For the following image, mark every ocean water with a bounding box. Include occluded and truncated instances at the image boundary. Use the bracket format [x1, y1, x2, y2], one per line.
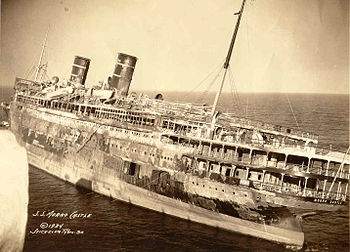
[0, 87, 348, 251]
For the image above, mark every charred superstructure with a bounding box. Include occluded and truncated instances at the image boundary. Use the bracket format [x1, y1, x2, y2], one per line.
[10, 66, 350, 248]
[8, 0, 349, 249]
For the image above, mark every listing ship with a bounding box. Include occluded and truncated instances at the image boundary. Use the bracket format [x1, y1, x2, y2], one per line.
[7, 0, 349, 249]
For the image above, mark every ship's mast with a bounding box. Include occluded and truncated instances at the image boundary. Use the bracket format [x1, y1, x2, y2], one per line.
[34, 27, 49, 82]
[210, 0, 246, 118]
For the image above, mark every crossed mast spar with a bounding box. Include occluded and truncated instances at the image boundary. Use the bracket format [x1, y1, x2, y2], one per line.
[34, 26, 49, 82]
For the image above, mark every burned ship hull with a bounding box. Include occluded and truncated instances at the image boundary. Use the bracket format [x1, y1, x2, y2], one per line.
[10, 100, 305, 248]
[9, 49, 349, 248]
[8, 1, 349, 247]
[9, 50, 349, 248]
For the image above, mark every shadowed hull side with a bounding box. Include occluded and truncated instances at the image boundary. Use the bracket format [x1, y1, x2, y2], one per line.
[25, 151, 304, 248]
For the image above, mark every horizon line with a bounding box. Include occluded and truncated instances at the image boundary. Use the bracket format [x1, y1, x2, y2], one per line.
[133, 89, 349, 95]
[0, 85, 348, 96]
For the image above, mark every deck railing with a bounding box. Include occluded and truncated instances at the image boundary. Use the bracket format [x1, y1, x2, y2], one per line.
[190, 146, 350, 179]
[257, 182, 347, 202]
[15, 93, 349, 162]
[285, 163, 350, 179]
[219, 113, 319, 142]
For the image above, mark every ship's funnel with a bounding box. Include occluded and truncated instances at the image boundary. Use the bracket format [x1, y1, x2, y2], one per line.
[70, 56, 90, 85]
[110, 53, 137, 96]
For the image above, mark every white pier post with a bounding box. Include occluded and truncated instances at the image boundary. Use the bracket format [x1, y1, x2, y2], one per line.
[336, 181, 341, 200]
[303, 177, 308, 196]
[266, 152, 270, 167]
[260, 170, 266, 190]
[322, 179, 327, 199]
[234, 147, 238, 161]
[249, 149, 253, 164]
[306, 158, 310, 173]
[344, 183, 348, 201]
[280, 173, 285, 192]
[283, 154, 288, 169]
[245, 167, 250, 180]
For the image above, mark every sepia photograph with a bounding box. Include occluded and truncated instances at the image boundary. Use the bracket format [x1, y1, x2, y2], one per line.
[1, 0, 349, 251]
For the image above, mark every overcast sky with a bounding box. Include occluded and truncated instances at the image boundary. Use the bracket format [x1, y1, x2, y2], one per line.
[1, 0, 349, 94]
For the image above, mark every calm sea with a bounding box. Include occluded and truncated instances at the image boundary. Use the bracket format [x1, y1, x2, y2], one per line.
[0, 87, 348, 251]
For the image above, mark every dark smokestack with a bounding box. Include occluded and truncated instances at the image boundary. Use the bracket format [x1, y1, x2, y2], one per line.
[110, 53, 137, 96]
[70, 56, 90, 85]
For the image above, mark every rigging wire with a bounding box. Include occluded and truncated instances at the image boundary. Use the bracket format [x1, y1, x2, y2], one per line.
[285, 94, 301, 131]
[43, 69, 51, 81]
[25, 66, 36, 80]
[195, 67, 224, 105]
[229, 80, 241, 116]
[182, 59, 225, 101]
[24, 54, 39, 79]
[43, 44, 51, 80]
[227, 67, 238, 106]
[191, 60, 225, 93]
[227, 66, 244, 115]
[40, 63, 50, 81]
[227, 66, 243, 116]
